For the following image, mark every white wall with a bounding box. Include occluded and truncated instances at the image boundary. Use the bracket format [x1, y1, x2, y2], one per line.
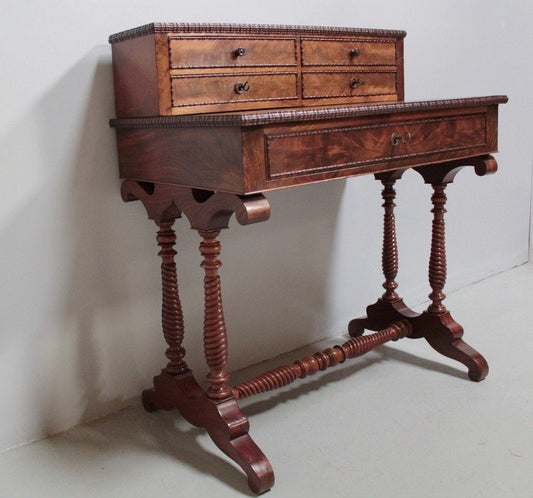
[1, 0, 531, 453]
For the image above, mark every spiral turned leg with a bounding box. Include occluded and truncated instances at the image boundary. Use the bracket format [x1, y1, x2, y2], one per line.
[417, 182, 488, 381]
[381, 179, 400, 303]
[349, 175, 416, 337]
[427, 184, 448, 314]
[142, 219, 189, 413]
[199, 230, 232, 401]
[157, 220, 188, 375]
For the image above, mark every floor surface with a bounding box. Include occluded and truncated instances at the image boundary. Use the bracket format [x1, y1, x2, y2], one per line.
[1, 263, 532, 497]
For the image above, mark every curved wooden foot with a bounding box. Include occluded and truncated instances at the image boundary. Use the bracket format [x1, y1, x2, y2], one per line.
[419, 311, 489, 381]
[143, 371, 274, 494]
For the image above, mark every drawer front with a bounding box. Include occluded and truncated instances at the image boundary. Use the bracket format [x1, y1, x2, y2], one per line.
[302, 38, 397, 66]
[171, 72, 298, 108]
[169, 37, 297, 69]
[266, 114, 487, 180]
[302, 71, 396, 99]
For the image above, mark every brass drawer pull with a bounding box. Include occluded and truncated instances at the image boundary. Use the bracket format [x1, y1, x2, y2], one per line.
[350, 48, 361, 58]
[350, 78, 365, 89]
[234, 81, 251, 94]
[234, 47, 246, 57]
[391, 131, 412, 146]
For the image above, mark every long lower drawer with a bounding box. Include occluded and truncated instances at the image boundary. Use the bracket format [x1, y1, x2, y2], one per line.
[265, 113, 488, 181]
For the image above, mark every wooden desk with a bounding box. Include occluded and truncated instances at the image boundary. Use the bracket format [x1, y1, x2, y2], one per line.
[109, 23, 507, 494]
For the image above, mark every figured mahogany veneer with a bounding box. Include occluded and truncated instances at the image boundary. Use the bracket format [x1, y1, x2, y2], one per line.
[110, 23, 405, 116]
[109, 22, 507, 495]
[111, 96, 505, 194]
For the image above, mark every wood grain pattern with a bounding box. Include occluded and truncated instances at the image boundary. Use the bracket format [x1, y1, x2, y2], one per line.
[302, 70, 396, 99]
[111, 35, 160, 117]
[265, 113, 487, 181]
[171, 72, 298, 108]
[169, 36, 297, 68]
[110, 24, 405, 116]
[301, 37, 397, 66]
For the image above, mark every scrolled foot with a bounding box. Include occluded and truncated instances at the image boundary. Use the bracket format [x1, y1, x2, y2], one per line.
[421, 312, 489, 381]
[207, 401, 275, 494]
[145, 371, 274, 494]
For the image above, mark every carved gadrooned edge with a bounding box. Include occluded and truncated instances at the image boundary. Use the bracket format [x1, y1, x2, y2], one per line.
[120, 181, 270, 231]
[109, 22, 407, 44]
[109, 96, 508, 128]
[414, 154, 498, 184]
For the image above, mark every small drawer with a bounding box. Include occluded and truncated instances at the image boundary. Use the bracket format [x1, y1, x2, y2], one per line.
[169, 37, 297, 69]
[171, 72, 298, 108]
[302, 71, 396, 99]
[266, 114, 487, 180]
[302, 38, 397, 66]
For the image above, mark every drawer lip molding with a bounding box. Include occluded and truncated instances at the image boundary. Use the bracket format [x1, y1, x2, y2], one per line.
[109, 22, 407, 44]
[110, 96, 508, 128]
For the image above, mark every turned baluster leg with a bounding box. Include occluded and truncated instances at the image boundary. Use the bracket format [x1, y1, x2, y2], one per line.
[349, 172, 415, 336]
[156, 220, 188, 375]
[198, 229, 232, 401]
[427, 184, 448, 314]
[419, 179, 488, 381]
[381, 179, 400, 303]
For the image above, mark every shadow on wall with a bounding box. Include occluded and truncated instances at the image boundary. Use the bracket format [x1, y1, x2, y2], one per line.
[0, 44, 348, 446]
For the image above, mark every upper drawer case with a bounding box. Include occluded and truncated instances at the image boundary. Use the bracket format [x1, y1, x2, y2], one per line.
[109, 23, 406, 117]
[169, 36, 298, 68]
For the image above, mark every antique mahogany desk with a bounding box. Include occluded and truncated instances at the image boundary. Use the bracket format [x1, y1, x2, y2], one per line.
[109, 23, 507, 494]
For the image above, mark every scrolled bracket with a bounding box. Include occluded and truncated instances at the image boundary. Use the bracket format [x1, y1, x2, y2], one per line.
[414, 154, 498, 184]
[121, 181, 270, 231]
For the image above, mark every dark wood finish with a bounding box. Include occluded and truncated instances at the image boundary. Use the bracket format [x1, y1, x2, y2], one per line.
[199, 229, 232, 400]
[156, 220, 188, 375]
[110, 24, 405, 116]
[233, 320, 412, 399]
[349, 156, 496, 381]
[110, 23, 507, 494]
[142, 371, 274, 494]
[426, 183, 448, 314]
[111, 97, 505, 194]
[379, 177, 400, 302]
